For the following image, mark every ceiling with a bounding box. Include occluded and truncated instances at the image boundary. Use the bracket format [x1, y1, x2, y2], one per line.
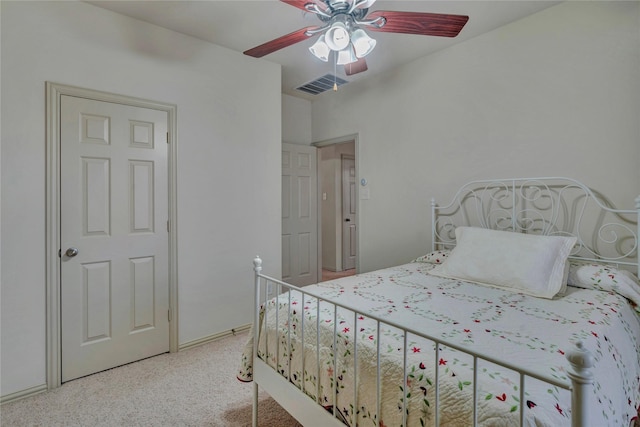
[87, 0, 559, 100]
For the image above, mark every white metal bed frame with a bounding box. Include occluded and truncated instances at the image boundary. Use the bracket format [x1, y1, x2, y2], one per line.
[251, 177, 640, 427]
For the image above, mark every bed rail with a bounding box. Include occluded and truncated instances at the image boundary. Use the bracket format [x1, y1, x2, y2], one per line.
[251, 256, 595, 427]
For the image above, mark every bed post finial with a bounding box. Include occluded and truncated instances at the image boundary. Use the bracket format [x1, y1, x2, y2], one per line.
[253, 256, 262, 273]
[566, 341, 594, 427]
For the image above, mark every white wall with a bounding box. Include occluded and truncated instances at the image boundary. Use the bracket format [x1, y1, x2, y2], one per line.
[0, 1, 281, 397]
[282, 94, 312, 144]
[311, 1, 640, 273]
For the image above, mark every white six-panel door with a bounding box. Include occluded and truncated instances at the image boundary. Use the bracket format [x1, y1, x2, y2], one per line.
[60, 95, 170, 381]
[282, 143, 318, 286]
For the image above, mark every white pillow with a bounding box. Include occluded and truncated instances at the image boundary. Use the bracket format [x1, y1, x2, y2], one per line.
[430, 227, 576, 299]
[568, 260, 640, 312]
[413, 249, 451, 264]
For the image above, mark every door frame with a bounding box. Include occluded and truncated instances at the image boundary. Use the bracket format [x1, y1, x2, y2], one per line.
[313, 133, 360, 276]
[340, 154, 356, 270]
[45, 82, 179, 389]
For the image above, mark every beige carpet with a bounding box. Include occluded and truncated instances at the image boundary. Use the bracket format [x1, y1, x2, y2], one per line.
[321, 268, 355, 282]
[0, 331, 302, 427]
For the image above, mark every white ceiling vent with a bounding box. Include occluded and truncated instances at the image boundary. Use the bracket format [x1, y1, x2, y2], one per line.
[296, 74, 348, 95]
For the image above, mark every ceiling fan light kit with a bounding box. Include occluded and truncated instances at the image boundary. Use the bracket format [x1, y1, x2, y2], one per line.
[313, 10, 376, 65]
[308, 15, 377, 65]
[244, 0, 469, 79]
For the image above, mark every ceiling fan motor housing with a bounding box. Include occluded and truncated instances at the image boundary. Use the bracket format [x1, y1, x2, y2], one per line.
[313, 0, 369, 21]
[326, 1, 350, 12]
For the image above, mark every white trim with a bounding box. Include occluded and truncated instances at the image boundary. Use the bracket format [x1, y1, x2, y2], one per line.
[312, 133, 359, 149]
[45, 82, 179, 389]
[178, 324, 251, 352]
[340, 154, 356, 271]
[0, 384, 47, 405]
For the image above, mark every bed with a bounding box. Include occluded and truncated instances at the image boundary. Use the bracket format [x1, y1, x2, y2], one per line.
[238, 177, 640, 427]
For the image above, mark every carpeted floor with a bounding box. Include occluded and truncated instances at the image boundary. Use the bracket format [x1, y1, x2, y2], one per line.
[321, 268, 355, 281]
[0, 331, 302, 427]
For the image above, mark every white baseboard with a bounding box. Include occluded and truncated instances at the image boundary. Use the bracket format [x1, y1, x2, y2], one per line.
[178, 323, 251, 352]
[1, 383, 48, 405]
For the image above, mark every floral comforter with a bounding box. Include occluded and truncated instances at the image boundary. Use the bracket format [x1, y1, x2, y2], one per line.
[238, 262, 640, 427]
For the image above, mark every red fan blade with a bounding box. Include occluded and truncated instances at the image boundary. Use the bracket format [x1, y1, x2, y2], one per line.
[244, 27, 316, 58]
[345, 58, 368, 76]
[366, 11, 469, 37]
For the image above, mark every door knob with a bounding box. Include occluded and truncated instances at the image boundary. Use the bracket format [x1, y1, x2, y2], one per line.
[65, 247, 79, 258]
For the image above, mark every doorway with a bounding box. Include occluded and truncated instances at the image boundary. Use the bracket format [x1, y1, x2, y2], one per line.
[46, 83, 178, 389]
[317, 139, 357, 281]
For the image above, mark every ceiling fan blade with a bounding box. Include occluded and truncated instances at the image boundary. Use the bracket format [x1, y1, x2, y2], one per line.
[366, 11, 469, 37]
[345, 58, 368, 76]
[244, 27, 316, 58]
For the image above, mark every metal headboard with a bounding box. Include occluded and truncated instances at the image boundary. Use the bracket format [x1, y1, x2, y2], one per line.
[431, 177, 640, 273]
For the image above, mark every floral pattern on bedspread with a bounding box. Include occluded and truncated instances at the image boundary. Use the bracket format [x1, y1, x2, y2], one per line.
[238, 262, 640, 427]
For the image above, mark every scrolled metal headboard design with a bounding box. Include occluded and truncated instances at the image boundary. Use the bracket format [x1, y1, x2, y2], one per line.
[431, 177, 640, 273]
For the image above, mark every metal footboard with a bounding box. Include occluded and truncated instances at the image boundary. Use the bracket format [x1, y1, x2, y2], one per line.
[251, 257, 594, 427]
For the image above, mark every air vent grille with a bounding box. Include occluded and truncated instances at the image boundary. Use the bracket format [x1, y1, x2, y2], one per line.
[296, 74, 348, 95]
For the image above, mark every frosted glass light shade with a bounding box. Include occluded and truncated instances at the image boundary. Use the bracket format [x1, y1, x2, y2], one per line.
[337, 45, 357, 65]
[325, 22, 350, 51]
[351, 29, 376, 58]
[309, 35, 330, 62]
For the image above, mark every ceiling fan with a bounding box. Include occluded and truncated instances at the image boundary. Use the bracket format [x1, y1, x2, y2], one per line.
[243, 0, 469, 76]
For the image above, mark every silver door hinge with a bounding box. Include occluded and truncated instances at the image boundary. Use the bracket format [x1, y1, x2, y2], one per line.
[166, 132, 169, 144]
[168, 309, 171, 322]
[167, 220, 169, 232]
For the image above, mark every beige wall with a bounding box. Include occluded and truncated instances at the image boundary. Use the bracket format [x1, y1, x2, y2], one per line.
[282, 94, 312, 144]
[1, 1, 281, 397]
[311, 1, 640, 273]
